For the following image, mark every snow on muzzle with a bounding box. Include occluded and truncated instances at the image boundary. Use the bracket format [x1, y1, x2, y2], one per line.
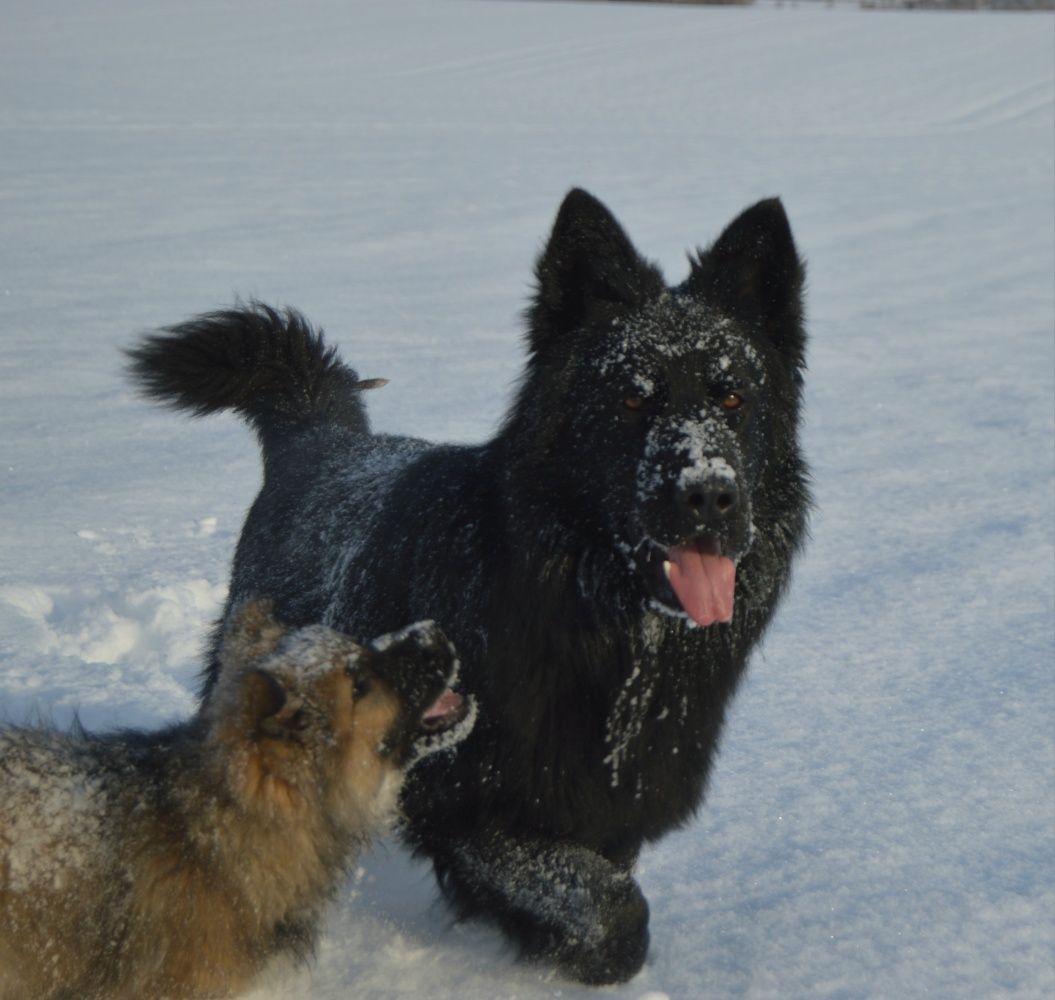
[367, 620, 476, 762]
[638, 416, 746, 627]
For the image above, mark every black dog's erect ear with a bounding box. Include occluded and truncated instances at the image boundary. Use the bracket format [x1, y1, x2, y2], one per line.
[685, 198, 806, 367]
[528, 189, 664, 355]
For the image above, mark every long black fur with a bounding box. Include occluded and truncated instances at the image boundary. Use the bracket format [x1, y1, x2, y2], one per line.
[127, 189, 810, 984]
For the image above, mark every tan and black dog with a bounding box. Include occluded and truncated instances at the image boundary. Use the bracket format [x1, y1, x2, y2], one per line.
[0, 599, 473, 1000]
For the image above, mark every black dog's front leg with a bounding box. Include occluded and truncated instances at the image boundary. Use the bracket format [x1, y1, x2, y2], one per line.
[431, 829, 650, 985]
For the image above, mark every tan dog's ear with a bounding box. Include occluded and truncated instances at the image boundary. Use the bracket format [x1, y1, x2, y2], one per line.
[220, 598, 285, 671]
[239, 668, 311, 743]
[240, 669, 287, 724]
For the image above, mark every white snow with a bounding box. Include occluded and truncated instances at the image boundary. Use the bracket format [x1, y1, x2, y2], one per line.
[1, 2, 1052, 998]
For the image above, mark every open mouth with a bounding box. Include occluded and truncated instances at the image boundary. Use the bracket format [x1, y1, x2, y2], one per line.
[409, 688, 477, 763]
[642, 535, 737, 627]
[419, 689, 469, 733]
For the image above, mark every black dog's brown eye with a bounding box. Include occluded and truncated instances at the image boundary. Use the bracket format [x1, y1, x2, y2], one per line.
[721, 392, 744, 411]
[623, 396, 645, 411]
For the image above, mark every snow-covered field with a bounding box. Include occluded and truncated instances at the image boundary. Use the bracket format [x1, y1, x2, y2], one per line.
[2, 2, 1053, 997]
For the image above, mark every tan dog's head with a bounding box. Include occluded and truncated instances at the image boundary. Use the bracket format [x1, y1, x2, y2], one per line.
[208, 599, 474, 830]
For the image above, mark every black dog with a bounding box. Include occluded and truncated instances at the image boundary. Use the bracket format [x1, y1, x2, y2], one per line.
[128, 189, 810, 984]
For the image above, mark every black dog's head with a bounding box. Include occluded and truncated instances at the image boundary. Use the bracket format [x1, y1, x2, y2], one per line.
[504, 189, 807, 627]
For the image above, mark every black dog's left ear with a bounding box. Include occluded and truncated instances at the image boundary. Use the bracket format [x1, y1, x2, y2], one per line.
[685, 198, 806, 366]
[528, 189, 664, 356]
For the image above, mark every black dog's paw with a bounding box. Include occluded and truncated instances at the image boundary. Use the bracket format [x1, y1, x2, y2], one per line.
[544, 874, 650, 985]
[431, 831, 651, 985]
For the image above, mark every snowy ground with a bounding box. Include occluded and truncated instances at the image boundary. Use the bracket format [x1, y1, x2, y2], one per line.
[2, 1, 1053, 997]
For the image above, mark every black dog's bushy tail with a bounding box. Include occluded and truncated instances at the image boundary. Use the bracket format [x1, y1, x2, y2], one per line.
[126, 302, 382, 451]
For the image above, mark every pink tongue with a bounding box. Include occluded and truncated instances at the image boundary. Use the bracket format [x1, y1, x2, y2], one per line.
[422, 689, 463, 722]
[666, 544, 736, 626]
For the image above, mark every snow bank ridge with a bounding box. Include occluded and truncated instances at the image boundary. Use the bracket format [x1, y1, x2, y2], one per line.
[0, 578, 226, 669]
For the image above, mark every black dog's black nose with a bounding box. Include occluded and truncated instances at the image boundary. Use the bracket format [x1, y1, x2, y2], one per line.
[680, 480, 738, 523]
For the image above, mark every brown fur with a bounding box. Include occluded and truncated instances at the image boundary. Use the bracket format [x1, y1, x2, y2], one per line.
[0, 600, 425, 1000]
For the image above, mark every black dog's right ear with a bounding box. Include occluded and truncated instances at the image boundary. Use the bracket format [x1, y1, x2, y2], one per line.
[528, 189, 664, 356]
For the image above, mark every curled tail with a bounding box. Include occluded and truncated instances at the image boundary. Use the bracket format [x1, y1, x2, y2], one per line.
[126, 302, 384, 449]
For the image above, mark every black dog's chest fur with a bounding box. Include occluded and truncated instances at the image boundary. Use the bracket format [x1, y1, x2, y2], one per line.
[230, 424, 788, 860]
